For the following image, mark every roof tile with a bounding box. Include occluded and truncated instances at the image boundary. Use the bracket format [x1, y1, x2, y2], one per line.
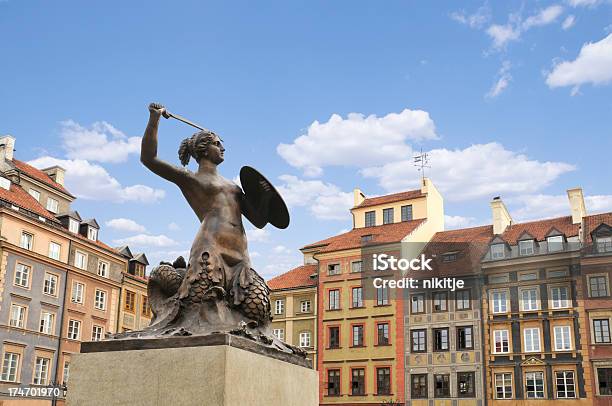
[268, 264, 317, 290]
[14, 159, 73, 197]
[500, 216, 579, 245]
[355, 189, 424, 209]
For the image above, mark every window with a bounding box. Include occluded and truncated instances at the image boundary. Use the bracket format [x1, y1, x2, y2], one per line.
[556, 371, 575, 398]
[433, 328, 449, 351]
[46, 197, 59, 213]
[412, 329, 426, 352]
[434, 374, 450, 397]
[92, 325, 104, 341]
[94, 289, 107, 310]
[135, 263, 146, 277]
[300, 300, 311, 313]
[519, 271, 538, 281]
[329, 289, 340, 310]
[597, 236, 612, 253]
[97, 260, 109, 278]
[524, 328, 541, 352]
[39, 311, 54, 334]
[493, 330, 509, 353]
[328, 263, 340, 276]
[376, 367, 391, 395]
[456, 290, 470, 310]
[1, 352, 20, 382]
[411, 294, 424, 314]
[352, 325, 364, 347]
[376, 286, 389, 305]
[9, 304, 26, 328]
[33, 357, 50, 385]
[273, 329, 284, 341]
[554, 326, 572, 351]
[68, 319, 81, 340]
[68, 218, 79, 234]
[14, 263, 31, 288]
[328, 326, 340, 348]
[521, 288, 539, 311]
[442, 252, 457, 262]
[594, 319, 611, 343]
[327, 370, 340, 396]
[71, 281, 84, 304]
[142, 296, 151, 317]
[433, 292, 447, 312]
[411, 374, 427, 398]
[48, 242, 61, 260]
[401, 205, 413, 221]
[495, 373, 513, 399]
[491, 290, 508, 313]
[547, 235, 563, 252]
[589, 276, 609, 298]
[125, 290, 136, 312]
[352, 287, 363, 308]
[377, 323, 389, 345]
[457, 326, 473, 350]
[365, 211, 375, 227]
[490, 273, 510, 284]
[491, 243, 505, 259]
[62, 361, 70, 384]
[299, 331, 311, 348]
[525, 371, 545, 398]
[87, 227, 98, 241]
[351, 261, 362, 273]
[383, 208, 394, 224]
[20, 231, 33, 250]
[74, 251, 87, 270]
[43, 273, 58, 296]
[519, 239, 535, 255]
[598, 368, 612, 395]
[457, 372, 475, 398]
[274, 299, 284, 315]
[361, 234, 373, 243]
[548, 269, 569, 278]
[28, 188, 41, 201]
[551, 286, 570, 308]
[351, 368, 365, 395]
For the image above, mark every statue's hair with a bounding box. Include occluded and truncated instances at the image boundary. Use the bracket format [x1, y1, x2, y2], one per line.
[178, 130, 217, 166]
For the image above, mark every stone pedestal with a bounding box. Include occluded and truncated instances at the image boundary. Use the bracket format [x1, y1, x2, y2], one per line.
[66, 334, 318, 406]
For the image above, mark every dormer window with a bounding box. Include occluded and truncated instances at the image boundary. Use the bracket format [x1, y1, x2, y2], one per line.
[598, 236, 612, 253]
[547, 235, 564, 252]
[68, 219, 79, 234]
[442, 252, 458, 262]
[28, 188, 40, 201]
[490, 243, 505, 259]
[87, 227, 98, 241]
[46, 197, 59, 213]
[519, 240, 535, 256]
[361, 234, 373, 243]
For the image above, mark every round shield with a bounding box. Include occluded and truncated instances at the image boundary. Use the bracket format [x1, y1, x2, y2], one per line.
[240, 166, 290, 229]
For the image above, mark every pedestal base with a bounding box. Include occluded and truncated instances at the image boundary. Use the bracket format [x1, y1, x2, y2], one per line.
[67, 335, 318, 406]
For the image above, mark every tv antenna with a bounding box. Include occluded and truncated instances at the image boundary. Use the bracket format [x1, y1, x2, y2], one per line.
[413, 148, 430, 181]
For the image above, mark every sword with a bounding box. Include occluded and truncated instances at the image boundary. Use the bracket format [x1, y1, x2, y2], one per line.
[162, 110, 208, 132]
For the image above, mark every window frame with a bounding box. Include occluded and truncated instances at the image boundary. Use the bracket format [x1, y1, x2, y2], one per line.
[433, 328, 449, 352]
[434, 374, 450, 398]
[365, 211, 376, 227]
[493, 329, 510, 354]
[382, 208, 394, 225]
[9, 303, 27, 328]
[74, 250, 88, 270]
[411, 373, 428, 399]
[48, 241, 61, 261]
[457, 326, 474, 350]
[376, 366, 391, 396]
[401, 205, 413, 222]
[71, 281, 85, 304]
[350, 367, 365, 396]
[94, 288, 107, 311]
[20, 231, 34, 250]
[43, 272, 59, 297]
[39, 311, 55, 335]
[14, 263, 31, 288]
[495, 372, 513, 399]
[525, 371, 545, 399]
[456, 289, 471, 310]
[457, 371, 476, 398]
[553, 325, 572, 351]
[328, 289, 340, 310]
[411, 329, 427, 353]
[523, 327, 542, 352]
[594, 318, 611, 343]
[274, 299, 284, 315]
[519, 239, 535, 256]
[555, 370, 576, 399]
[351, 324, 365, 347]
[67, 319, 82, 340]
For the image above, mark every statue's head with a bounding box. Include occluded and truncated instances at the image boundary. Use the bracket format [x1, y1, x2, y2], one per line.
[178, 130, 224, 166]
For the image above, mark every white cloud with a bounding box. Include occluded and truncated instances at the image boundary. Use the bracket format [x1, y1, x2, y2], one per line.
[510, 193, 612, 221]
[277, 109, 437, 177]
[486, 24, 521, 49]
[60, 120, 141, 163]
[168, 222, 181, 231]
[567, 0, 600, 7]
[450, 5, 491, 29]
[486, 61, 512, 98]
[246, 227, 270, 242]
[273, 245, 291, 254]
[546, 34, 612, 90]
[277, 175, 353, 220]
[562, 15, 576, 30]
[28, 157, 165, 203]
[522, 5, 564, 30]
[113, 234, 179, 248]
[445, 215, 478, 229]
[361, 143, 575, 201]
[105, 218, 146, 233]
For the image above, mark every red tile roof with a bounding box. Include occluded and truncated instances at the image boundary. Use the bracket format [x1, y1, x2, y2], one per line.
[429, 224, 494, 244]
[302, 219, 426, 253]
[500, 216, 579, 245]
[355, 189, 424, 209]
[268, 264, 317, 290]
[584, 212, 612, 243]
[0, 183, 58, 221]
[13, 159, 74, 197]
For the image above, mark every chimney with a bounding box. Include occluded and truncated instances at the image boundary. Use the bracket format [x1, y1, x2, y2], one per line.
[567, 187, 586, 224]
[353, 188, 366, 207]
[0, 135, 16, 162]
[43, 166, 66, 186]
[491, 196, 512, 235]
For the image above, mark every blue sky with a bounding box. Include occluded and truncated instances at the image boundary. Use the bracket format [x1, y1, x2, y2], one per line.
[1, 0, 611, 279]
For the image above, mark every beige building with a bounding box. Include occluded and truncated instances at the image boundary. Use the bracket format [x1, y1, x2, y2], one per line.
[116, 246, 151, 332]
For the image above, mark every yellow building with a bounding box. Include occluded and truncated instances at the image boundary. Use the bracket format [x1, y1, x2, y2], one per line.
[268, 264, 318, 364]
[116, 246, 151, 332]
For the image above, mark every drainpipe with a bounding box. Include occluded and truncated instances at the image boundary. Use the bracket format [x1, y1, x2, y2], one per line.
[52, 240, 71, 406]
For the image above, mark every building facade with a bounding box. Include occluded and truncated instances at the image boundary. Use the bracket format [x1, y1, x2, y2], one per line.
[116, 247, 151, 333]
